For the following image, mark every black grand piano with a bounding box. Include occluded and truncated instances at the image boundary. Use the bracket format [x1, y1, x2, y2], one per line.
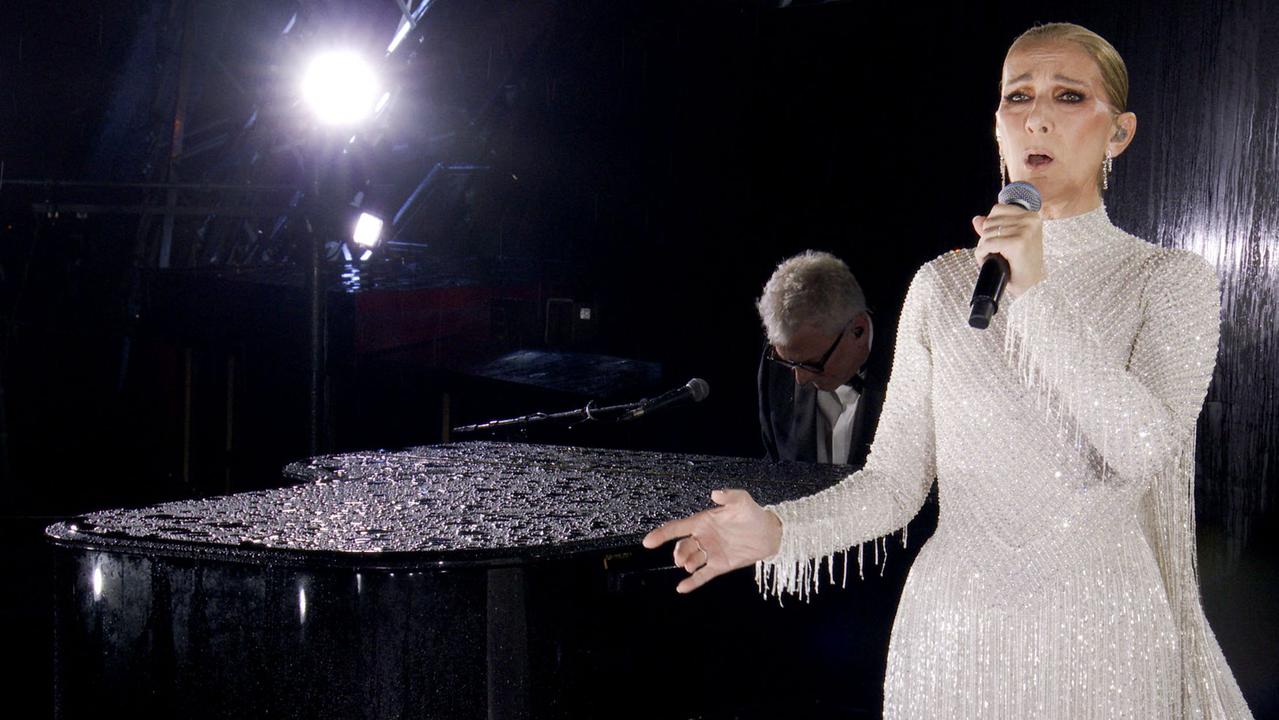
[47, 441, 914, 719]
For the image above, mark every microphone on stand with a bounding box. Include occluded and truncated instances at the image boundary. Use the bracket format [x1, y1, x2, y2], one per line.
[452, 378, 711, 433]
[968, 181, 1042, 329]
[623, 378, 710, 420]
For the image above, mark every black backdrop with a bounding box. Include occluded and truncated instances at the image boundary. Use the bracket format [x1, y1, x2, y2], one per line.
[1, 0, 1276, 716]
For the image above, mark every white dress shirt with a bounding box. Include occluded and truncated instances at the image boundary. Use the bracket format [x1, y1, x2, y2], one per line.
[815, 383, 861, 464]
[814, 320, 873, 464]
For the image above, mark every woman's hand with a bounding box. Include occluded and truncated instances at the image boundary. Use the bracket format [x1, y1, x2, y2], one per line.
[972, 204, 1045, 298]
[641, 489, 783, 594]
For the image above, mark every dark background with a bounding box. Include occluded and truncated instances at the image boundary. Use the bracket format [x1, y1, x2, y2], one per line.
[1, 0, 1276, 716]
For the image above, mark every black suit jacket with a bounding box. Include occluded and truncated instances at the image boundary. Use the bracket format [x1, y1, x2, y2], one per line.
[757, 336, 889, 468]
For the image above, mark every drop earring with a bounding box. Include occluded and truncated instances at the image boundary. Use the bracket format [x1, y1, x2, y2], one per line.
[1103, 149, 1114, 190]
[999, 144, 1008, 187]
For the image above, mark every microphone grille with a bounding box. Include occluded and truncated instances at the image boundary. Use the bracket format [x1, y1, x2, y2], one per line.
[686, 378, 710, 402]
[998, 181, 1042, 212]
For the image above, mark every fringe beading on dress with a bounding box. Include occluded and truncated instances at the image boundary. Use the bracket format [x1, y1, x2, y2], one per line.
[756, 206, 1253, 718]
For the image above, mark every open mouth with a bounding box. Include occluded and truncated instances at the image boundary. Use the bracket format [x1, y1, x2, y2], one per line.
[1025, 152, 1054, 168]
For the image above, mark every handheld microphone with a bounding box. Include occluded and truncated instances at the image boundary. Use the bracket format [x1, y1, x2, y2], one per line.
[624, 378, 710, 420]
[968, 181, 1042, 329]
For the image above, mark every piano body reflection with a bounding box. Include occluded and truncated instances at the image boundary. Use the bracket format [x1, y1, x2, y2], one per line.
[47, 441, 909, 718]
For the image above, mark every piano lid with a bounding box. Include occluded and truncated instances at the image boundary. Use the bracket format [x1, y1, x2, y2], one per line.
[45, 441, 847, 568]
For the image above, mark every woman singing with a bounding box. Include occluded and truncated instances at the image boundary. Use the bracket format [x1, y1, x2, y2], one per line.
[643, 22, 1254, 718]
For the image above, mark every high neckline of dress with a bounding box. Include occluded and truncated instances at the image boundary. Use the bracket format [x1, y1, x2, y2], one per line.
[1040, 204, 1115, 257]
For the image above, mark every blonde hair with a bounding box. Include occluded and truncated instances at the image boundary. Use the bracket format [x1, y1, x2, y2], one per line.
[756, 251, 866, 346]
[1006, 23, 1129, 112]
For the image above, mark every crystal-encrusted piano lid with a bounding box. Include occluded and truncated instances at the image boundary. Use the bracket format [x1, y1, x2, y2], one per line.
[46, 441, 849, 565]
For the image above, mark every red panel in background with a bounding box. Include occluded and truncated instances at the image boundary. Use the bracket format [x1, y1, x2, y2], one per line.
[352, 285, 541, 355]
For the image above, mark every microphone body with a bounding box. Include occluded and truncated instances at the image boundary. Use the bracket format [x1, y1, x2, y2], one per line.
[969, 255, 1010, 329]
[968, 181, 1042, 329]
[625, 378, 710, 420]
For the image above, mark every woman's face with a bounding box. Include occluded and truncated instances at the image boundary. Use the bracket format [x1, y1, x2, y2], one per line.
[995, 40, 1135, 217]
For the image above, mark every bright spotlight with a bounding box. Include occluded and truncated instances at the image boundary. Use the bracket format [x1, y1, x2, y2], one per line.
[352, 212, 385, 248]
[302, 52, 381, 125]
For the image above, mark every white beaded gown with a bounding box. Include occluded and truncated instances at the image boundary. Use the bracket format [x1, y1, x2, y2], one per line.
[757, 207, 1254, 718]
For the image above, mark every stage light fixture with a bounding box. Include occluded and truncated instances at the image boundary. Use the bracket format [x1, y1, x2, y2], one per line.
[301, 52, 381, 126]
[387, 0, 432, 54]
[387, 18, 413, 53]
[352, 211, 384, 249]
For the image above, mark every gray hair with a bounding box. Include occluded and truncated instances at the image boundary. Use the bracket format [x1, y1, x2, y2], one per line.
[756, 250, 867, 345]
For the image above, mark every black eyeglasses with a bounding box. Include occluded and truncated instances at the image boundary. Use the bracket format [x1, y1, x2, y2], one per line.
[766, 322, 851, 375]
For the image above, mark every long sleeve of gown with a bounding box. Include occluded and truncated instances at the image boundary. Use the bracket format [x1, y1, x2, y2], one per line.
[1002, 249, 1220, 482]
[756, 264, 937, 600]
[1004, 244, 1252, 718]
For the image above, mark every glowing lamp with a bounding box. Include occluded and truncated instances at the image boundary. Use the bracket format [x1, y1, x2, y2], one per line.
[301, 52, 381, 126]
